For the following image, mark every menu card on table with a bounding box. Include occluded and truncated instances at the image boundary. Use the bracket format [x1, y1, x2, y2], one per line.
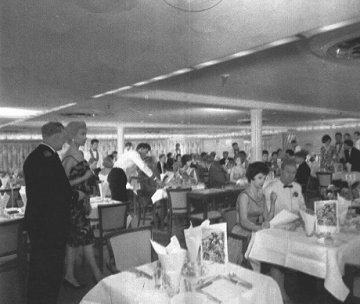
[201, 222, 228, 264]
[314, 200, 339, 234]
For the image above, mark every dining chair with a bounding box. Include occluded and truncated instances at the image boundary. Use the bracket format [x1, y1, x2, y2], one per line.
[166, 188, 192, 237]
[344, 263, 360, 303]
[0, 218, 26, 303]
[166, 188, 222, 237]
[222, 208, 249, 260]
[105, 226, 153, 273]
[316, 171, 333, 199]
[95, 202, 129, 271]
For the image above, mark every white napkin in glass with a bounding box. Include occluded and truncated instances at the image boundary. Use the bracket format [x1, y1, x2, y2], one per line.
[300, 210, 315, 236]
[0, 193, 10, 215]
[270, 210, 299, 227]
[150, 236, 186, 273]
[184, 222, 204, 263]
[337, 194, 351, 225]
[19, 187, 27, 209]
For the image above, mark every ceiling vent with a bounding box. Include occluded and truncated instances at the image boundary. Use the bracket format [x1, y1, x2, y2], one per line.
[60, 111, 101, 118]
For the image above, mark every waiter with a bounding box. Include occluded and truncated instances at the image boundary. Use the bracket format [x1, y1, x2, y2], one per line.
[24, 122, 83, 304]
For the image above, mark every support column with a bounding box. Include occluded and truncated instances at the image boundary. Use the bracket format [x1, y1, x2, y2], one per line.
[250, 109, 262, 162]
[116, 125, 124, 153]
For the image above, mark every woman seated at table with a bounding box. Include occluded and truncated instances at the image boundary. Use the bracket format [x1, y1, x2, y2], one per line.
[229, 155, 246, 184]
[228, 162, 275, 266]
[62, 121, 103, 288]
[178, 154, 198, 185]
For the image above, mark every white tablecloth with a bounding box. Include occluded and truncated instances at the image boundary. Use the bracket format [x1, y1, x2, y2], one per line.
[246, 227, 360, 301]
[80, 261, 282, 304]
[333, 171, 360, 183]
[151, 184, 206, 204]
[88, 197, 122, 220]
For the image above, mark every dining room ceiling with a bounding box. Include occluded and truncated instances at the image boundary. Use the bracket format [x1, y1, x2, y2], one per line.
[1, 0, 360, 135]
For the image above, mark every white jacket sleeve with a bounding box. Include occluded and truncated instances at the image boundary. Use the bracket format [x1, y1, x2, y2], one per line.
[130, 151, 153, 178]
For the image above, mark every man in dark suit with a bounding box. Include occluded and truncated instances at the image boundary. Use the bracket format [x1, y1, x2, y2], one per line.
[295, 150, 310, 194]
[208, 158, 228, 188]
[24, 122, 82, 304]
[344, 139, 360, 172]
[157, 154, 167, 174]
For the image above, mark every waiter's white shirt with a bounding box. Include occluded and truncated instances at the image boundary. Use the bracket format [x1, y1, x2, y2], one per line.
[84, 149, 103, 169]
[264, 178, 306, 215]
[113, 150, 153, 178]
[355, 139, 360, 151]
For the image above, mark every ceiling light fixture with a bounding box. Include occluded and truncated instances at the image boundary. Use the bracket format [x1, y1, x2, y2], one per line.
[0, 103, 77, 129]
[0, 107, 42, 118]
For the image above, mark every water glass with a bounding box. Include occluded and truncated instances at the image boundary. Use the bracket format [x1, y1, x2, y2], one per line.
[163, 271, 181, 297]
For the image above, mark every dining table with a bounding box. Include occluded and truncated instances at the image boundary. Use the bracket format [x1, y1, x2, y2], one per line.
[88, 196, 124, 220]
[246, 226, 360, 302]
[187, 186, 244, 220]
[332, 171, 360, 184]
[80, 260, 283, 304]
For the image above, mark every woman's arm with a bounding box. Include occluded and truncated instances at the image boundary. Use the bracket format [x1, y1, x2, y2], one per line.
[238, 193, 262, 232]
[69, 169, 93, 187]
[62, 153, 94, 186]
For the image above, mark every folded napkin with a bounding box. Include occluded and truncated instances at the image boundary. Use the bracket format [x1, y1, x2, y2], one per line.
[270, 210, 299, 228]
[300, 210, 315, 236]
[151, 189, 167, 204]
[0, 193, 10, 216]
[0, 177, 9, 189]
[150, 236, 186, 274]
[19, 187, 27, 209]
[184, 221, 209, 264]
[337, 194, 351, 225]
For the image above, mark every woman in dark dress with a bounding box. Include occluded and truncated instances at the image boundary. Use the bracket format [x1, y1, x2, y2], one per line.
[62, 121, 102, 287]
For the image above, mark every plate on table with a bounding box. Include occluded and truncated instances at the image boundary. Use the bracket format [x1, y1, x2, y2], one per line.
[171, 292, 207, 304]
[196, 274, 252, 303]
[134, 290, 168, 304]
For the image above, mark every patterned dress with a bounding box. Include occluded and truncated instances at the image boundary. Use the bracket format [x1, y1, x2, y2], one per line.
[64, 156, 95, 247]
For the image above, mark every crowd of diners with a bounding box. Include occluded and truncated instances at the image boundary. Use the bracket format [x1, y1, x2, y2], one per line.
[1, 120, 359, 304]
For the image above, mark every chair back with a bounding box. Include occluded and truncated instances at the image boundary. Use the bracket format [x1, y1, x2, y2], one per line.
[106, 226, 152, 271]
[166, 188, 191, 214]
[98, 203, 129, 233]
[316, 172, 332, 187]
[0, 218, 23, 260]
[222, 209, 237, 233]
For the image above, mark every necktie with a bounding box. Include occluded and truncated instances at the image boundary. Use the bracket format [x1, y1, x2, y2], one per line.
[283, 184, 293, 188]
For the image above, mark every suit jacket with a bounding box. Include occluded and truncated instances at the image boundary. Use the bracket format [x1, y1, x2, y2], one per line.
[345, 147, 360, 172]
[23, 144, 73, 245]
[295, 161, 310, 193]
[208, 161, 228, 188]
[157, 161, 166, 174]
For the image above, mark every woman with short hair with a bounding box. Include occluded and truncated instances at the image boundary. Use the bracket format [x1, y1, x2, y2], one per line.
[228, 162, 275, 265]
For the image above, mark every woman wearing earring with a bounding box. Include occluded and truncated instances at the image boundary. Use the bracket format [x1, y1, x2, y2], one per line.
[228, 162, 275, 266]
[62, 121, 103, 288]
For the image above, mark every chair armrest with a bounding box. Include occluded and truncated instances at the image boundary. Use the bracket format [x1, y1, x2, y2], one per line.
[106, 258, 119, 274]
[228, 232, 248, 241]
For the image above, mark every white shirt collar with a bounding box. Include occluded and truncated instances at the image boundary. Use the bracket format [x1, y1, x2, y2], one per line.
[41, 142, 56, 153]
